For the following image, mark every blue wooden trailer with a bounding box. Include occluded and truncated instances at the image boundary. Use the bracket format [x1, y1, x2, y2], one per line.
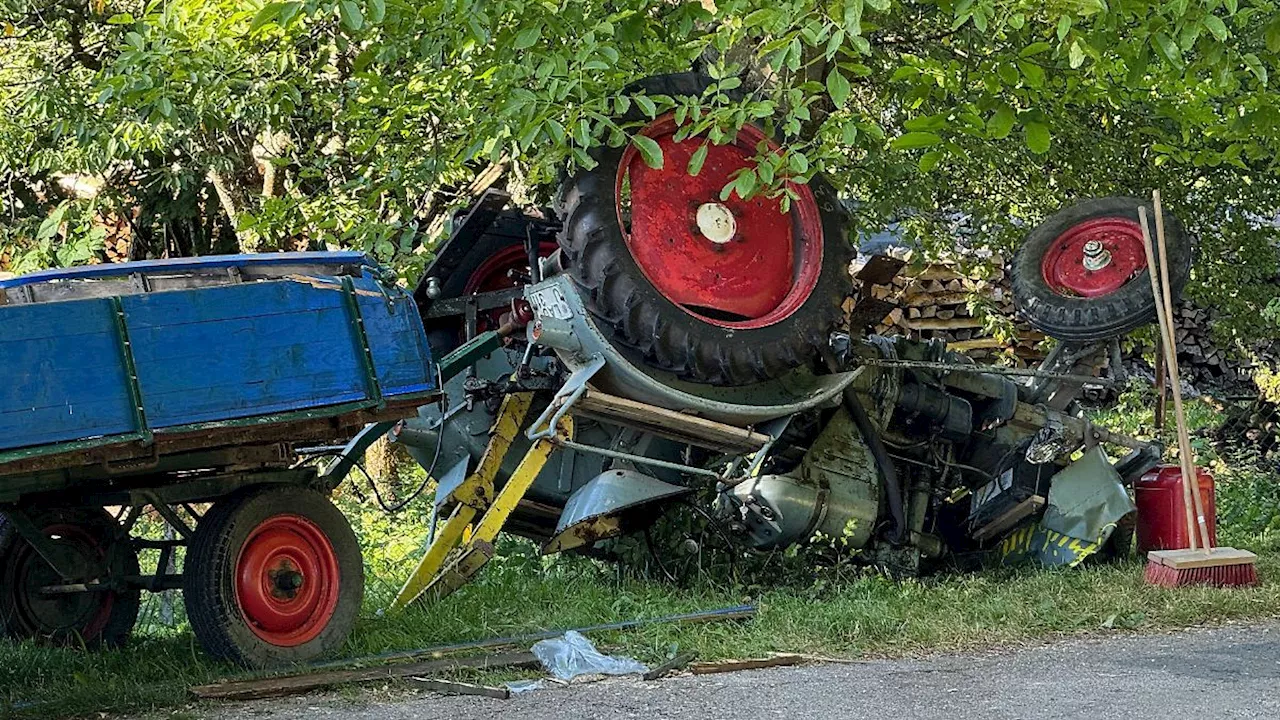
[0, 253, 437, 667]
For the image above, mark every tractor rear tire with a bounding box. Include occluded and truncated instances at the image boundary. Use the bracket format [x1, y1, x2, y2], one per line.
[0, 507, 140, 648]
[555, 73, 854, 386]
[183, 486, 363, 668]
[1011, 196, 1192, 342]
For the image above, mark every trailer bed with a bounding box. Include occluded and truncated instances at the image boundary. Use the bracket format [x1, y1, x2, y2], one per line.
[0, 252, 436, 487]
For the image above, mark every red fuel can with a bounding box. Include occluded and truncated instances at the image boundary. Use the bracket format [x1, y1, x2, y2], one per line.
[1135, 465, 1217, 552]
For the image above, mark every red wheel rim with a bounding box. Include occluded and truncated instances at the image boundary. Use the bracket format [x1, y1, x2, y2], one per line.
[1040, 217, 1146, 298]
[462, 242, 557, 333]
[616, 114, 825, 329]
[235, 515, 340, 647]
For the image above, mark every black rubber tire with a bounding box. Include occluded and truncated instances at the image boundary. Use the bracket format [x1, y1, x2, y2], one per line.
[183, 486, 363, 668]
[0, 507, 140, 648]
[554, 72, 855, 386]
[1011, 196, 1192, 342]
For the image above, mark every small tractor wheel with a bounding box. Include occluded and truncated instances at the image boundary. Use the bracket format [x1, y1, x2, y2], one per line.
[183, 486, 363, 668]
[1011, 196, 1192, 342]
[555, 72, 854, 386]
[0, 507, 140, 648]
[423, 218, 557, 356]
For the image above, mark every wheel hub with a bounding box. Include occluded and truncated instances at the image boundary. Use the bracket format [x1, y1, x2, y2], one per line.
[616, 114, 825, 328]
[235, 514, 340, 647]
[695, 202, 737, 244]
[1041, 217, 1145, 297]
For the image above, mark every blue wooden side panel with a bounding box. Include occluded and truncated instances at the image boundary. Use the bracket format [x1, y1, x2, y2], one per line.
[123, 279, 370, 428]
[0, 300, 136, 450]
[352, 275, 437, 396]
[0, 267, 435, 454]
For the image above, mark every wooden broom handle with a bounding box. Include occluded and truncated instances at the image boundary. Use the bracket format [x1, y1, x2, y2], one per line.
[1153, 191, 1214, 550]
[1139, 206, 1199, 550]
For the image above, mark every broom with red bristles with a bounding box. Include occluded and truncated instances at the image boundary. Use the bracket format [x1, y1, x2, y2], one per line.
[1141, 191, 1258, 588]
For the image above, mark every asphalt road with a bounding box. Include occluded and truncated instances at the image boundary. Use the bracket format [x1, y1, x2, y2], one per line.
[202, 622, 1280, 720]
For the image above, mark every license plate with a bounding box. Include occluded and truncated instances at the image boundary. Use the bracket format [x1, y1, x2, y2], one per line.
[528, 285, 573, 320]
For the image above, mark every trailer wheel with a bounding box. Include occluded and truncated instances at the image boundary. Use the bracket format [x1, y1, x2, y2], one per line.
[183, 487, 363, 668]
[556, 73, 854, 386]
[1011, 197, 1192, 342]
[0, 508, 140, 648]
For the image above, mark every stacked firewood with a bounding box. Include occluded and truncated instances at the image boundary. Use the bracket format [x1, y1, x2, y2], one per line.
[1167, 301, 1248, 391]
[855, 258, 1047, 364]
[101, 212, 132, 262]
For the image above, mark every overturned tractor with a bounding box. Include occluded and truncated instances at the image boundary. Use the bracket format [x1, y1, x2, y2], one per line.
[370, 74, 1191, 608]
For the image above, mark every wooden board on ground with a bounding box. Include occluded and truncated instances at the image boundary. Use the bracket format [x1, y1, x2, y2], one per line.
[190, 651, 539, 701]
[688, 653, 809, 675]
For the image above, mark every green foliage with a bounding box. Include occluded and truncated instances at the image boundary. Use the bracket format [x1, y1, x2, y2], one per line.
[3, 0, 1280, 334]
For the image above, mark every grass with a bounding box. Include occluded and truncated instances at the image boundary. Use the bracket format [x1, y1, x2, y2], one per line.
[6, 384, 1279, 718]
[7, 535, 1280, 719]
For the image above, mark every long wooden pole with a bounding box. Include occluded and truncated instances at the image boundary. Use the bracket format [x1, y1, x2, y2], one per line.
[1139, 206, 1198, 550]
[1152, 191, 1214, 551]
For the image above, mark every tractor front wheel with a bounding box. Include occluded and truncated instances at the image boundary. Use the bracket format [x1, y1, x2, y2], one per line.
[183, 486, 363, 668]
[1011, 196, 1192, 342]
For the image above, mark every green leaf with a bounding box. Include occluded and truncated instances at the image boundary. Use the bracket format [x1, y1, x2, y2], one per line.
[918, 150, 944, 173]
[545, 118, 565, 144]
[634, 94, 657, 118]
[890, 131, 942, 150]
[1244, 53, 1268, 86]
[572, 147, 598, 170]
[632, 135, 664, 169]
[250, 3, 283, 31]
[1203, 15, 1229, 42]
[1017, 61, 1045, 87]
[1056, 15, 1072, 41]
[1068, 40, 1085, 69]
[1152, 33, 1181, 65]
[1024, 122, 1050, 153]
[826, 69, 851, 107]
[987, 104, 1016, 139]
[106, 12, 135, 24]
[573, 119, 591, 146]
[157, 97, 173, 117]
[687, 143, 708, 176]
[36, 203, 68, 241]
[865, 0, 890, 10]
[368, 0, 386, 23]
[514, 26, 541, 50]
[1019, 41, 1052, 58]
[339, 0, 363, 31]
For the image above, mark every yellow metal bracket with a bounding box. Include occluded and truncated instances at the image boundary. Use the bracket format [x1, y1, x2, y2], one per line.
[390, 394, 569, 610]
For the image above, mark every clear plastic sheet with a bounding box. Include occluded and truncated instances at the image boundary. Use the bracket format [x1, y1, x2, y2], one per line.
[530, 630, 647, 681]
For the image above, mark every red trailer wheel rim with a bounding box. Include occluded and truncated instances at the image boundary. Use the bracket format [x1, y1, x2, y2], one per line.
[235, 515, 340, 647]
[1040, 217, 1146, 298]
[616, 114, 825, 328]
